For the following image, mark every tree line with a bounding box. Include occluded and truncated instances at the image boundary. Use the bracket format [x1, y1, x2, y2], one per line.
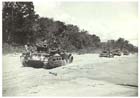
[101, 38, 138, 53]
[2, 2, 138, 53]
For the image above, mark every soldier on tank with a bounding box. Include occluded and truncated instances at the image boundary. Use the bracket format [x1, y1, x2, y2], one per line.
[24, 43, 32, 59]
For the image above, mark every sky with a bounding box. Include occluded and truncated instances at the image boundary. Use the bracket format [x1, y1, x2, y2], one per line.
[33, 1, 138, 46]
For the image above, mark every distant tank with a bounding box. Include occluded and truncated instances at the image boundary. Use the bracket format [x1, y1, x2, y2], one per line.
[112, 49, 121, 56]
[99, 50, 114, 58]
[20, 43, 73, 69]
[123, 49, 129, 55]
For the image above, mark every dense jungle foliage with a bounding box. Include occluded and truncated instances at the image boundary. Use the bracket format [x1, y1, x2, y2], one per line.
[2, 2, 138, 53]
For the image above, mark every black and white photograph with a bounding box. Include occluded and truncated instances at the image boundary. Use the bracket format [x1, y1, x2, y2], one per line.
[2, 0, 138, 96]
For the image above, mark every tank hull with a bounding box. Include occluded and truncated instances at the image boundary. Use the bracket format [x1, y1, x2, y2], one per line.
[20, 53, 73, 69]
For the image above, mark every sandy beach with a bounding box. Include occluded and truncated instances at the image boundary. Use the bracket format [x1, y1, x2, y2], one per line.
[2, 53, 138, 96]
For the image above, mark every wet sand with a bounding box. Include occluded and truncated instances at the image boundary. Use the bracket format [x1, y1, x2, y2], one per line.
[2, 53, 138, 96]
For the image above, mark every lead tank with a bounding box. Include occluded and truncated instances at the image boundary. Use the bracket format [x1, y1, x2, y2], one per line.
[20, 43, 73, 69]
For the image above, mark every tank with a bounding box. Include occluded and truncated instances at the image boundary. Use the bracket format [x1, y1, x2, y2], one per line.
[123, 49, 129, 55]
[112, 49, 121, 56]
[20, 44, 73, 69]
[99, 50, 114, 58]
